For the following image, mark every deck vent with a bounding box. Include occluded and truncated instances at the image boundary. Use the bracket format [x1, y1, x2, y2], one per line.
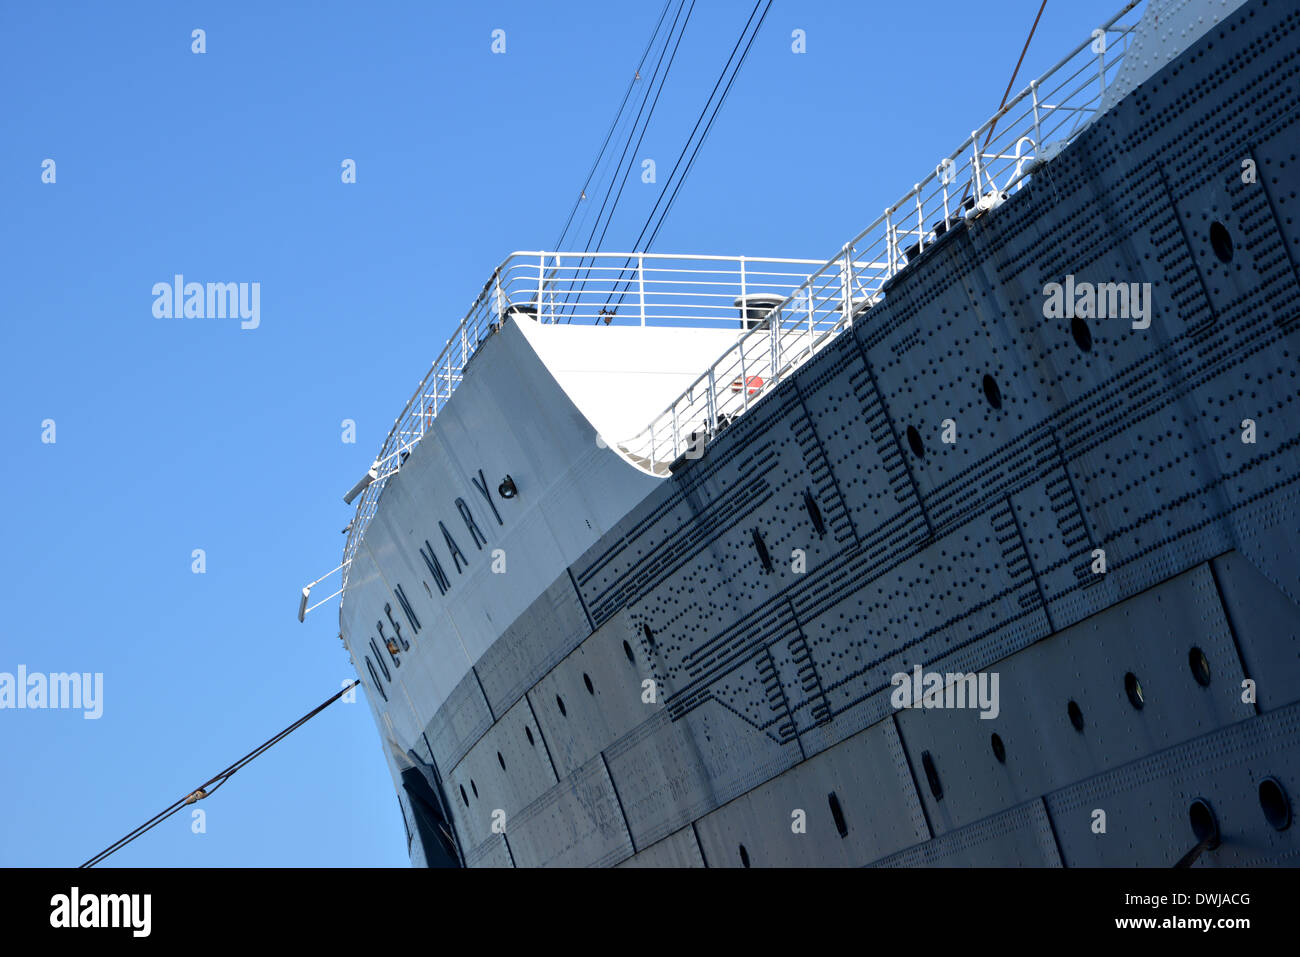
[803, 489, 826, 537]
[752, 529, 774, 573]
[733, 293, 785, 330]
[828, 792, 849, 838]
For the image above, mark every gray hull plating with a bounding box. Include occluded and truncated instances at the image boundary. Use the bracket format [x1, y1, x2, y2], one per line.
[384, 0, 1300, 866]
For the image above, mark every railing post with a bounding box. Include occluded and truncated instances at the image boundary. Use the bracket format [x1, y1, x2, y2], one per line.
[739, 341, 750, 411]
[884, 208, 895, 275]
[971, 130, 983, 198]
[1031, 79, 1042, 149]
[764, 306, 774, 382]
[638, 252, 646, 326]
[551, 252, 560, 323]
[537, 253, 545, 322]
[806, 284, 814, 341]
[842, 247, 853, 326]
[706, 368, 717, 436]
[915, 186, 925, 256]
[1098, 28, 1107, 98]
[739, 256, 747, 317]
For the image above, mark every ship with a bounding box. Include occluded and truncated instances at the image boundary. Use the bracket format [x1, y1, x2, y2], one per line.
[319, 0, 1300, 867]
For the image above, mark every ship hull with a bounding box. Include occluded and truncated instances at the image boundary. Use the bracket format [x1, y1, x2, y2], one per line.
[351, 0, 1300, 866]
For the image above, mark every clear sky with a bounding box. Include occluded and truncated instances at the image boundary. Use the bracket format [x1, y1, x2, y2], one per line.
[0, 0, 1134, 867]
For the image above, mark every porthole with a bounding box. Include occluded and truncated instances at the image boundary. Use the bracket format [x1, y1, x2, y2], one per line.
[1070, 316, 1092, 352]
[738, 844, 751, 868]
[556, 694, 567, 716]
[623, 640, 635, 663]
[1067, 699, 1084, 732]
[497, 751, 505, 770]
[583, 672, 595, 695]
[1124, 672, 1145, 710]
[991, 732, 1007, 763]
[920, 750, 942, 800]
[1210, 221, 1234, 263]
[828, 792, 848, 838]
[1189, 647, 1211, 687]
[803, 489, 826, 536]
[751, 528, 774, 573]
[982, 374, 1003, 410]
[1189, 799, 1220, 848]
[906, 425, 925, 459]
[1259, 777, 1291, 831]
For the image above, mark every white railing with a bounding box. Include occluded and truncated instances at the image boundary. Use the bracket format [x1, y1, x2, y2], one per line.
[340, 251, 826, 588]
[615, 0, 1145, 475]
[341, 0, 1146, 588]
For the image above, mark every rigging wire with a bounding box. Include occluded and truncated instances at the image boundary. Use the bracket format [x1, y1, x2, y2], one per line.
[578, 0, 689, 251]
[560, 0, 693, 320]
[961, 0, 1049, 202]
[553, 0, 675, 250]
[79, 679, 361, 868]
[594, 0, 771, 318]
[635, 0, 772, 253]
[586, 0, 698, 259]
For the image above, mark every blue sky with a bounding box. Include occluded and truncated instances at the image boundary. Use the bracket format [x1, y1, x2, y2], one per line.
[0, 0, 1132, 867]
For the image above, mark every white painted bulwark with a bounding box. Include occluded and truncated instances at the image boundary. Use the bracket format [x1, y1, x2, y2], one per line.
[515, 320, 742, 448]
[341, 315, 729, 756]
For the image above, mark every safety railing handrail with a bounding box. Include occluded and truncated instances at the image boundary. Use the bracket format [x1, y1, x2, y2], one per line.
[340, 0, 1146, 593]
[340, 250, 827, 589]
[613, 0, 1145, 475]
